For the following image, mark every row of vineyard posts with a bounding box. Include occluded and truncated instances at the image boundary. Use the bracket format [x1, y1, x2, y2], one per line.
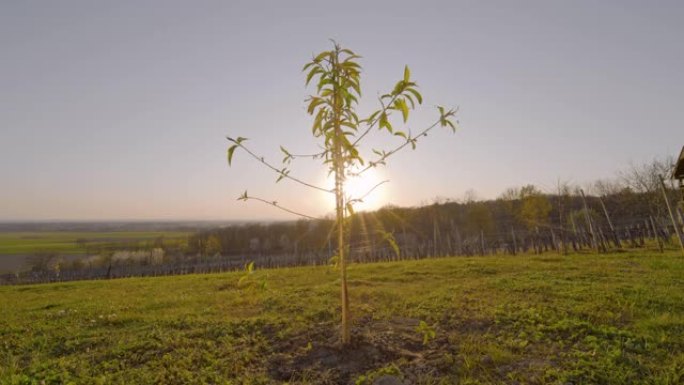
[4, 184, 683, 285]
[184, 186, 684, 261]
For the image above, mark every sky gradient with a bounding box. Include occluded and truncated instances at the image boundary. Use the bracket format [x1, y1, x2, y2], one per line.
[1, 1, 683, 221]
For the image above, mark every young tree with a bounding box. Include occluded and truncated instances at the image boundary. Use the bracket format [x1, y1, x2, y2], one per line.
[204, 234, 222, 257]
[227, 42, 457, 345]
[518, 185, 552, 230]
[619, 157, 675, 217]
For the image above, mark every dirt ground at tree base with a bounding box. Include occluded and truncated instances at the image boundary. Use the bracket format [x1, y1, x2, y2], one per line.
[267, 316, 464, 384]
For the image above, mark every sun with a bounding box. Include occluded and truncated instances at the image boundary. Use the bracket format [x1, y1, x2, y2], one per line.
[322, 168, 387, 212]
[345, 169, 385, 208]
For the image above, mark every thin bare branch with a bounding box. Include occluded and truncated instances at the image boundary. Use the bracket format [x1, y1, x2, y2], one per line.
[347, 179, 390, 205]
[239, 195, 320, 220]
[351, 121, 437, 177]
[289, 149, 329, 159]
[228, 138, 334, 193]
[352, 107, 458, 177]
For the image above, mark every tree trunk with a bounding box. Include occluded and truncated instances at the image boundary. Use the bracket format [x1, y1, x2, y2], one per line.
[331, 52, 351, 345]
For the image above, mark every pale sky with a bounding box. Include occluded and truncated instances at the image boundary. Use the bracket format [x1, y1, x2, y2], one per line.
[1, 1, 683, 221]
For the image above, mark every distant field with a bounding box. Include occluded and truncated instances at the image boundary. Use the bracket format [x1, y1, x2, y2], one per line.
[1, 249, 682, 384]
[0, 231, 191, 255]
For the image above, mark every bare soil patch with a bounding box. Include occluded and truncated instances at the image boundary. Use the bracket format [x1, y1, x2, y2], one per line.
[268, 316, 456, 384]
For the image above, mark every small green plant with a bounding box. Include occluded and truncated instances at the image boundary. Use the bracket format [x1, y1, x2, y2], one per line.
[416, 320, 436, 345]
[237, 261, 267, 291]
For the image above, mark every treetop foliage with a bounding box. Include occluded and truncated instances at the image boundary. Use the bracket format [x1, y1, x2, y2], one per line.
[226, 41, 458, 218]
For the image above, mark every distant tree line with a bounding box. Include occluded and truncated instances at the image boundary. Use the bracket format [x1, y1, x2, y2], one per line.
[186, 157, 682, 258]
[4, 157, 682, 285]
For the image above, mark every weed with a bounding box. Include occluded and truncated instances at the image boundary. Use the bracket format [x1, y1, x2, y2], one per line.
[416, 320, 437, 345]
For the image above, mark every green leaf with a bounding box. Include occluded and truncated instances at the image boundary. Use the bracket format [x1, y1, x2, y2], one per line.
[404, 65, 410, 82]
[342, 60, 361, 70]
[377, 230, 400, 258]
[346, 202, 355, 216]
[246, 261, 254, 273]
[276, 168, 289, 183]
[395, 99, 409, 123]
[345, 92, 358, 106]
[237, 190, 248, 201]
[317, 77, 333, 93]
[313, 50, 330, 63]
[407, 88, 423, 104]
[307, 97, 324, 115]
[312, 107, 326, 135]
[379, 112, 392, 132]
[404, 93, 415, 109]
[280, 146, 292, 164]
[340, 48, 356, 56]
[227, 145, 237, 166]
[340, 121, 356, 129]
[329, 255, 339, 267]
[392, 80, 405, 96]
[366, 110, 381, 124]
[305, 67, 321, 86]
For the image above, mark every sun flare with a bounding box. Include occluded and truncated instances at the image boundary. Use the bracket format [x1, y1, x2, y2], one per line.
[323, 168, 387, 212]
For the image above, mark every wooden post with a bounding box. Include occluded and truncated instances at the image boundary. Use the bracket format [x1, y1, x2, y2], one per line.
[598, 196, 621, 249]
[433, 215, 439, 257]
[569, 215, 579, 250]
[480, 229, 485, 256]
[659, 175, 684, 256]
[570, 215, 578, 237]
[549, 228, 558, 253]
[557, 182, 567, 254]
[402, 225, 408, 259]
[580, 189, 598, 252]
[452, 221, 463, 255]
[627, 226, 637, 248]
[598, 227, 608, 253]
[511, 226, 518, 256]
[650, 216, 664, 253]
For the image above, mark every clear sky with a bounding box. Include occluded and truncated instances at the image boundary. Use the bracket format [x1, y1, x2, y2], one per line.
[1, 1, 683, 221]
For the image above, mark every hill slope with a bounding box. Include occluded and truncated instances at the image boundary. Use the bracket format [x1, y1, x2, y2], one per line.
[1, 250, 683, 384]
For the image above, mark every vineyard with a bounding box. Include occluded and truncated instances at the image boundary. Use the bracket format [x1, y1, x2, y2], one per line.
[4, 171, 683, 285]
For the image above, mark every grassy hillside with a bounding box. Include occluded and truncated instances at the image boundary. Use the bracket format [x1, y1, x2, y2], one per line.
[0, 231, 190, 255]
[1, 250, 682, 384]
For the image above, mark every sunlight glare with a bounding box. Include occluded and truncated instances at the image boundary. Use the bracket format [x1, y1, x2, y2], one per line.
[322, 168, 387, 212]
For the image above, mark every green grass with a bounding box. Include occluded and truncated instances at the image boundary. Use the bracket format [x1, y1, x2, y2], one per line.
[0, 232, 190, 255]
[1, 250, 683, 384]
